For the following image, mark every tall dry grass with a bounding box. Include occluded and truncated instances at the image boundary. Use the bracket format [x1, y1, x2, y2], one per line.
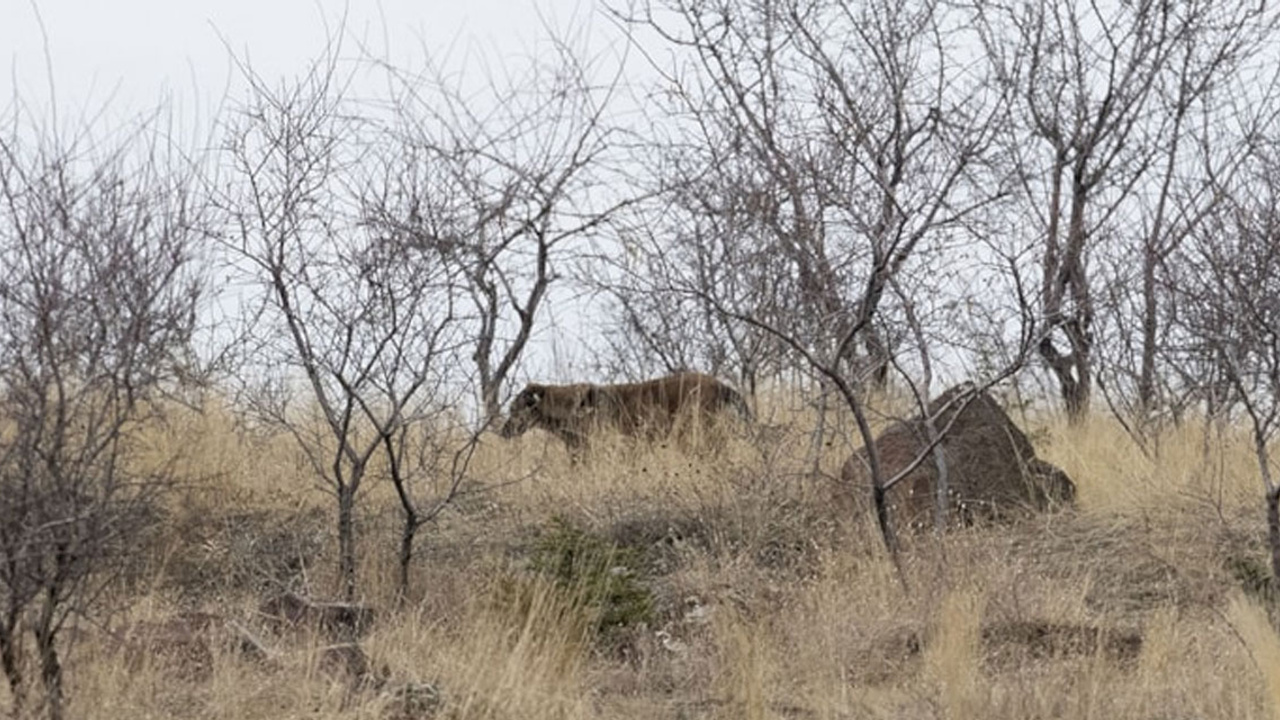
[1229, 594, 1280, 720]
[9, 390, 1280, 720]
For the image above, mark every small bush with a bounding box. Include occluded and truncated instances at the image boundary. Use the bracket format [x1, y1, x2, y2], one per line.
[1227, 553, 1277, 605]
[159, 502, 329, 599]
[528, 516, 654, 634]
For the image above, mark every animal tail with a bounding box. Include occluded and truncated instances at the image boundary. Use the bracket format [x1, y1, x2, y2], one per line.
[718, 383, 754, 423]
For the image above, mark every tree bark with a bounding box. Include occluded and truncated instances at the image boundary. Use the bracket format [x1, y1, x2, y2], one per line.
[337, 486, 358, 603]
[845, 384, 905, 588]
[398, 514, 421, 606]
[1268, 485, 1280, 593]
[34, 590, 63, 720]
[926, 418, 950, 535]
[1061, 362, 1090, 420]
[863, 327, 892, 389]
[872, 483, 903, 577]
[0, 616, 23, 715]
[1058, 183, 1094, 423]
[1138, 251, 1159, 413]
[1248, 425, 1280, 595]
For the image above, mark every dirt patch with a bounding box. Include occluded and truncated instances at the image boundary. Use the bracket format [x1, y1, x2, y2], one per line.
[980, 619, 1143, 668]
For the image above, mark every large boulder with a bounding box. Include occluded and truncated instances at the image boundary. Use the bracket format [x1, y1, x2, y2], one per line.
[839, 384, 1075, 530]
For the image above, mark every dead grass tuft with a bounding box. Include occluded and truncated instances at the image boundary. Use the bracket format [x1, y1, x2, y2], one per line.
[12, 395, 1280, 719]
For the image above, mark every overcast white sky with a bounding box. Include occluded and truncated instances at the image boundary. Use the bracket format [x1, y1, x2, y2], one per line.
[1, 0, 626, 385]
[2, 0, 600, 126]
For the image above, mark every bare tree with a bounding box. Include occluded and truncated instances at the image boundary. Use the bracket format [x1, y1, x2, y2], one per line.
[1178, 140, 1280, 586]
[1135, 2, 1277, 414]
[0, 105, 204, 719]
[357, 141, 488, 603]
[373, 29, 636, 424]
[219, 48, 469, 602]
[969, 0, 1279, 423]
[887, 275, 951, 535]
[1084, 1, 1280, 447]
[595, 212, 792, 396]
[613, 0, 1027, 565]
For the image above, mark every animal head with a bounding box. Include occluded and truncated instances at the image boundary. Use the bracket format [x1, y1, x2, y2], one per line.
[499, 383, 598, 439]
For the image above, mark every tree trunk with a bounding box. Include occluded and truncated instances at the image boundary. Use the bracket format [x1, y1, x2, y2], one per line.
[1038, 335, 1090, 423]
[1268, 485, 1280, 593]
[863, 327, 891, 390]
[843, 383, 905, 590]
[36, 645, 61, 720]
[1250, 427, 1280, 595]
[0, 617, 23, 715]
[1038, 157, 1093, 425]
[474, 308, 500, 427]
[481, 379, 502, 430]
[1061, 368, 1090, 421]
[1061, 180, 1094, 423]
[1138, 251, 1159, 415]
[337, 485, 357, 602]
[33, 592, 62, 720]
[871, 482, 905, 586]
[807, 388, 829, 478]
[927, 423, 949, 536]
[398, 514, 421, 605]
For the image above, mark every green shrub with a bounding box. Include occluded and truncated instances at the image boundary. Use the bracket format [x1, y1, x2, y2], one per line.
[1227, 553, 1277, 605]
[529, 516, 654, 633]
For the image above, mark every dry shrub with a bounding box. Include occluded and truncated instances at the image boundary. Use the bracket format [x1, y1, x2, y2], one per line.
[156, 500, 330, 600]
[1036, 414, 1263, 514]
[711, 609, 774, 720]
[1228, 594, 1280, 720]
[36, 393, 1280, 720]
[430, 576, 596, 720]
[925, 587, 985, 719]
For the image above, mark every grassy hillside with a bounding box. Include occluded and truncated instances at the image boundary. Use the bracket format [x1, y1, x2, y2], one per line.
[7, 391, 1280, 720]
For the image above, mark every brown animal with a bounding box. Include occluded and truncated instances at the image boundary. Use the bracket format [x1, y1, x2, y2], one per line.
[839, 383, 1075, 530]
[498, 371, 752, 455]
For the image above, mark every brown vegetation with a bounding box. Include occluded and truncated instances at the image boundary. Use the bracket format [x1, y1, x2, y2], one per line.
[6, 1, 1280, 716]
[3, 394, 1277, 720]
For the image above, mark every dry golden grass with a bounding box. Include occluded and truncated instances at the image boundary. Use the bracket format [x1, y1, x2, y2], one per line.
[9, 390, 1280, 720]
[1229, 594, 1280, 720]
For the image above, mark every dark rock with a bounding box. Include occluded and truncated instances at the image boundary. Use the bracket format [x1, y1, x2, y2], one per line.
[839, 384, 1076, 530]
